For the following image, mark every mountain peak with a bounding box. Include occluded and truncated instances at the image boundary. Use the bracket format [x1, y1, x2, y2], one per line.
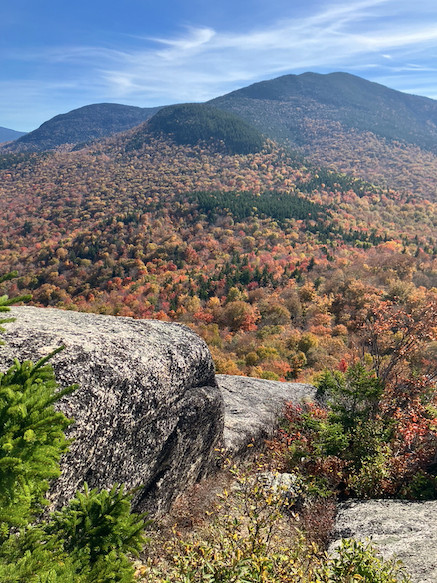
[3, 103, 162, 152]
[210, 71, 437, 152]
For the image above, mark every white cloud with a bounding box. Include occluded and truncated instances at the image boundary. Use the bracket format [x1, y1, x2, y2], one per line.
[152, 26, 216, 54]
[85, 0, 437, 103]
[3, 0, 437, 128]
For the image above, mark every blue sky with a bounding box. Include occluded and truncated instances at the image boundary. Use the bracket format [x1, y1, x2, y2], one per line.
[2, 0, 437, 131]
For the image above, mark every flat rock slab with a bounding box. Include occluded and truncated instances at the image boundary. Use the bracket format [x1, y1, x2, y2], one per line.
[332, 500, 437, 583]
[2, 306, 223, 515]
[217, 374, 316, 456]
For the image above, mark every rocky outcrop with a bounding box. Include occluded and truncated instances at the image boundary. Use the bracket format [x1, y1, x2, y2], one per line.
[217, 374, 316, 455]
[1, 306, 317, 515]
[332, 500, 437, 583]
[2, 306, 223, 515]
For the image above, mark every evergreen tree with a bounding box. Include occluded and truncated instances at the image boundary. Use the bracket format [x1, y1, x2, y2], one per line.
[0, 347, 76, 537]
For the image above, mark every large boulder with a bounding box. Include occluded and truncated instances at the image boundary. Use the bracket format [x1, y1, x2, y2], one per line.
[332, 499, 437, 582]
[217, 374, 316, 456]
[1, 306, 223, 515]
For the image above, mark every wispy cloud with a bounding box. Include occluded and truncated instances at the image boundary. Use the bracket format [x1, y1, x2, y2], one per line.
[152, 26, 216, 55]
[92, 0, 437, 104]
[4, 0, 437, 129]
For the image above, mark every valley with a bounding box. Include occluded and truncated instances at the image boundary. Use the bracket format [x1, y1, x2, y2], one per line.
[2, 70, 437, 582]
[1, 105, 437, 382]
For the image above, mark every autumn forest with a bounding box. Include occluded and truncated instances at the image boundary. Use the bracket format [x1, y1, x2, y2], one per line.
[1, 123, 437, 385]
[2, 74, 437, 580]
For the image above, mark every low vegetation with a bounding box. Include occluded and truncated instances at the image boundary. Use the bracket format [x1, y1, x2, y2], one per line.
[139, 466, 410, 582]
[268, 297, 437, 500]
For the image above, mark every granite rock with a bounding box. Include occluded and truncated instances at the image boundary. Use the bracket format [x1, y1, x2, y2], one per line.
[332, 499, 437, 583]
[1, 306, 223, 515]
[217, 374, 316, 456]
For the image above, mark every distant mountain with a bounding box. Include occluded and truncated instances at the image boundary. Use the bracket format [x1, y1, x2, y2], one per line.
[0, 126, 26, 143]
[3, 72, 437, 197]
[125, 103, 265, 154]
[210, 72, 437, 151]
[2, 103, 162, 152]
[210, 72, 437, 197]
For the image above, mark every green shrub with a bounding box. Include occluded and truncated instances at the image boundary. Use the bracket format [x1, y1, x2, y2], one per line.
[274, 364, 393, 498]
[45, 483, 148, 576]
[322, 538, 411, 582]
[0, 272, 31, 341]
[0, 348, 75, 537]
[0, 535, 80, 583]
[316, 363, 383, 430]
[348, 444, 392, 498]
[0, 484, 147, 583]
[400, 470, 437, 500]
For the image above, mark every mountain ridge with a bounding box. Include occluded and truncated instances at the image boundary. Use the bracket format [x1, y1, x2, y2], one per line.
[0, 126, 27, 143]
[3, 71, 437, 197]
[2, 103, 162, 152]
[210, 71, 437, 152]
[5, 71, 437, 154]
[210, 71, 437, 198]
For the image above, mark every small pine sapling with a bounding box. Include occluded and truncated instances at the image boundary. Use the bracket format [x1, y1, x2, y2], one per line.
[0, 276, 149, 582]
[0, 346, 76, 538]
[45, 483, 149, 578]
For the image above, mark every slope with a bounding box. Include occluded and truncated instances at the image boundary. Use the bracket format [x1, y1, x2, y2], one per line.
[2, 103, 162, 152]
[1, 128, 437, 382]
[210, 72, 437, 198]
[125, 103, 266, 154]
[0, 126, 26, 143]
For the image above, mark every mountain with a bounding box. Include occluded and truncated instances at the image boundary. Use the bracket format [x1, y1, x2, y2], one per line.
[2, 103, 162, 152]
[211, 72, 437, 150]
[3, 72, 437, 197]
[0, 126, 26, 143]
[1, 126, 437, 380]
[125, 103, 265, 154]
[210, 72, 437, 198]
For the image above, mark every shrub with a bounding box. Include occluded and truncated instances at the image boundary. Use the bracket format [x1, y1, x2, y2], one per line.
[0, 484, 148, 583]
[140, 469, 324, 582]
[0, 272, 31, 342]
[316, 363, 383, 430]
[0, 348, 75, 537]
[45, 483, 148, 577]
[271, 361, 397, 498]
[322, 538, 411, 582]
[139, 469, 410, 583]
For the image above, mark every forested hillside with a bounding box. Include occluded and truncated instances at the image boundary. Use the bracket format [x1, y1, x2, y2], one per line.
[4, 72, 437, 200]
[138, 103, 266, 154]
[3, 103, 162, 152]
[211, 72, 437, 199]
[1, 127, 437, 382]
